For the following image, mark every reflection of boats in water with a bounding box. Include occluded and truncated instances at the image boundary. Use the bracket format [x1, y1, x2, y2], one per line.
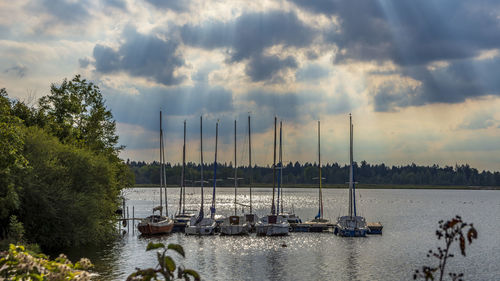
[335, 114, 368, 237]
[255, 117, 289, 236]
[185, 116, 216, 235]
[220, 120, 249, 235]
[138, 111, 173, 235]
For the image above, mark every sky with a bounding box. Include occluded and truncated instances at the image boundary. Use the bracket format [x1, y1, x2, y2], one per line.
[1, 0, 500, 171]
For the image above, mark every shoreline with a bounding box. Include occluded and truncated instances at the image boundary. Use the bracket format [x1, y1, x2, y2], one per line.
[132, 184, 500, 190]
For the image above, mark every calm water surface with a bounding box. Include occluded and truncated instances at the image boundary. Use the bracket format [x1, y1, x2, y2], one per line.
[71, 188, 500, 280]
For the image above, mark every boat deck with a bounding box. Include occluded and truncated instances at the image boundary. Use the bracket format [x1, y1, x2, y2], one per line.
[367, 222, 383, 234]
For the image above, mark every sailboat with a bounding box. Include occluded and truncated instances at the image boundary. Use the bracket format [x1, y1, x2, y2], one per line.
[302, 120, 330, 232]
[256, 117, 289, 236]
[276, 121, 302, 227]
[138, 111, 174, 235]
[185, 116, 217, 235]
[335, 114, 368, 237]
[244, 115, 258, 230]
[220, 120, 249, 235]
[173, 120, 195, 232]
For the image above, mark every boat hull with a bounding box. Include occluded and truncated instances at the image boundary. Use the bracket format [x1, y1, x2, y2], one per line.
[137, 216, 174, 235]
[185, 225, 216, 235]
[220, 224, 248, 235]
[335, 226, 367, 237]
[185, 217, 216, 235]
[255, 215, 290, 236]
[335, 215, 368, 237]
[255, 224, 289, 236]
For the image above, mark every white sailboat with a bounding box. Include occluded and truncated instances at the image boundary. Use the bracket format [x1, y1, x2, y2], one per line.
[220, 120, 249, 235]
[244, 115, 258, 230]
[185, 116, 216, 235]
[173, 120, 195, 232]
[302, 120, 330, 232]
[335, 114, 368, 237]
[276, 121, 302, 227]
[138, 111, 174, 235]
[256, 117, 289, 236]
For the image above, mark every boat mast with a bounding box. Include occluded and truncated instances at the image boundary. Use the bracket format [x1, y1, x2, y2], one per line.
[180, 120, 186, 215]
[280, 121, 283, 214]
[248, 115, 253, 214]
[211, 120, 218, 219]
[318, 120, 323, 219]
[277, 121, 282, 215]
[159, 111, 163, 217]
[199, 116, 204, 219]
[233, 120, 238, 216]
[271, 116, 277, 215]
[162, 117, 168, 217]
[352, 117, 357, 217]
[349, 114, 353, 218]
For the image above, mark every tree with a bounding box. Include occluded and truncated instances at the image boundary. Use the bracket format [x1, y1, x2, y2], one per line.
[0, 88, 27, 238]
[39, 75, 119, 154]
[17, 127, 128, 250]
[414, 216, 478, 281]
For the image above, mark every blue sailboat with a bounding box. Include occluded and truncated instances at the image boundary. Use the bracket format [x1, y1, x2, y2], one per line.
[335, 114, 368, 237]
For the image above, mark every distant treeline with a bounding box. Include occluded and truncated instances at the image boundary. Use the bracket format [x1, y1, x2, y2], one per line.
[128, 160, 500, 187]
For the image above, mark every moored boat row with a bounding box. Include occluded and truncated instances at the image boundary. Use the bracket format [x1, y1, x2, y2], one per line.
[137, 113, 382, 236]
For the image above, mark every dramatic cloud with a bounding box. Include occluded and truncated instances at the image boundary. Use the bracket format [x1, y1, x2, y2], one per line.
[92, 27, 185, 85]
[372, 56, 500, 111]
[245, 54, 297, 82]
[181, 10, 317, 81]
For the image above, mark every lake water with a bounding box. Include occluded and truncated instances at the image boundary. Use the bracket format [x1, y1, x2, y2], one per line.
[72, 187, 500, 280]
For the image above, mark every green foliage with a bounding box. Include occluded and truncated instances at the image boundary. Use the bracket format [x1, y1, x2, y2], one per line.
[0, 77, 134, 250]
[0, 88, 27, 237]
[0, 244, 93, 280]
[7, 216, 25, 244]
[17, 127, 124, 250]
[127, 242, 200, 281]
[38, 75, 119, 154]
[414, 216, 478, 281]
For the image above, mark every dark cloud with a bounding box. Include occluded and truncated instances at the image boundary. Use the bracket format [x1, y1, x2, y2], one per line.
[145, 0, 189, 12]
[372, 56, 500, 111]
[78, 57, 91, 68]
[245, 54, 297, 82]
[91, 27, 185, 85]
[102, 0, 128, 10]
[290, 0, 500, 110]
[39, 0, 90, 24]
[4, 64, 27, 78]
[293, 0, 500, 66]
[181, 11, 316, 81]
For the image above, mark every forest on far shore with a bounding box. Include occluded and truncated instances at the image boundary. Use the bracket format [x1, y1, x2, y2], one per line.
[128, 160, 500, 187]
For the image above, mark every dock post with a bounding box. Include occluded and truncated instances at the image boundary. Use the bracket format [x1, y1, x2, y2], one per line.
[127, 206, 130, 233]
[132, 206, 135, 234]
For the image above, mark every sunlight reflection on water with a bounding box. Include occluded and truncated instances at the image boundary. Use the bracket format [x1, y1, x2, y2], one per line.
[78, 188, 499, 281]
